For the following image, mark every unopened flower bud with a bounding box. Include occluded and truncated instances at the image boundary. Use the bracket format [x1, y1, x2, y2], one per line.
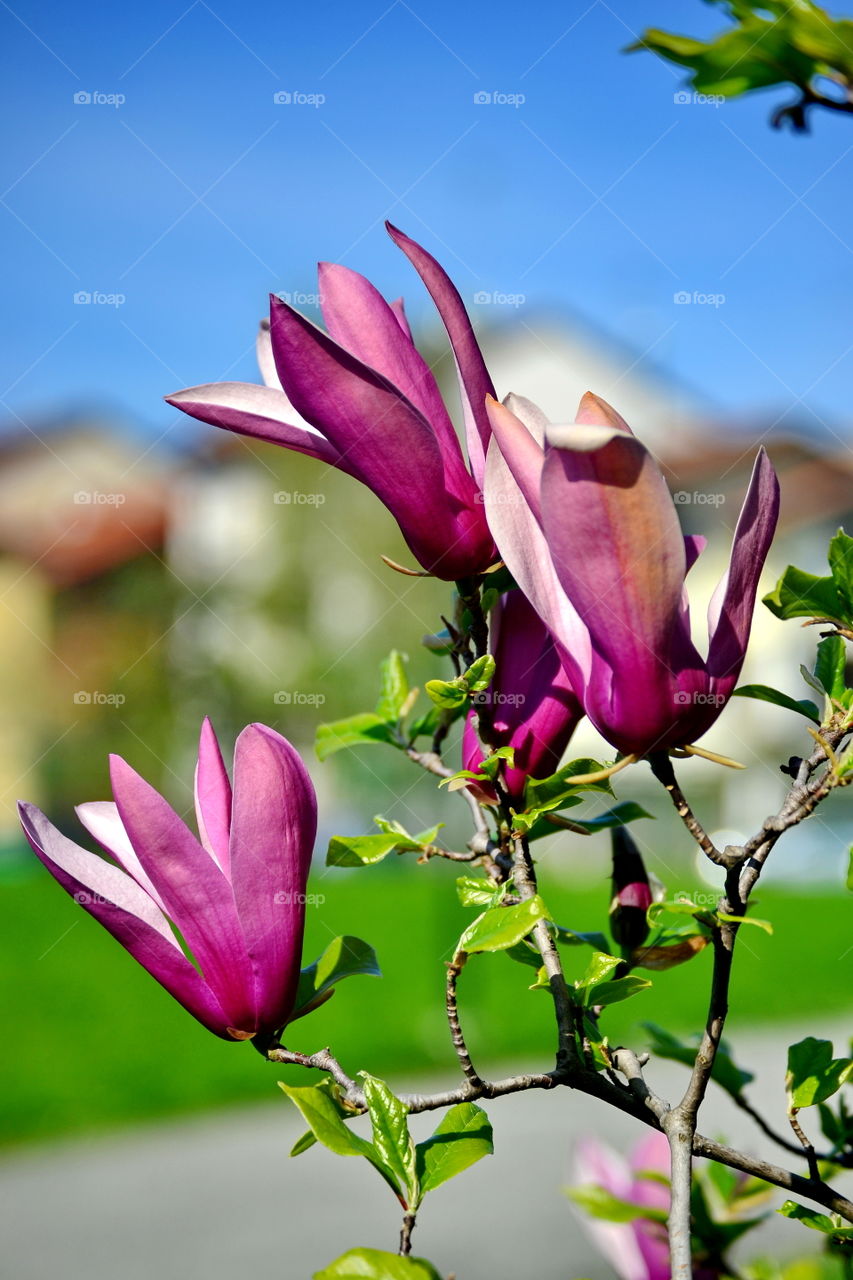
[609, 826, 652, 954]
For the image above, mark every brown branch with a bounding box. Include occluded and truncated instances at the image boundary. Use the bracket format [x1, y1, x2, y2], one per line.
[648, 753, 730, 866]
[445, 951, 483, 1089]
[398, 1211, 417, 1257]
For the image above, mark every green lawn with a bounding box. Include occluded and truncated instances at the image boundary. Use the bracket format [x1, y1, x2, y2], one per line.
[2, 850, 851, 1147]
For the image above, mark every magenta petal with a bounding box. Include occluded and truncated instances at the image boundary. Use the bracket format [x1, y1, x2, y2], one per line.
[389, 297, 412, 339]
[483, 436, 590, 687]
[707, 449, 780, 686]
[166, 382, 350, 470]
[19, 802, 230, 1038]
[485, 396, 547, 520]
[229, 724, 317, 1033]
[109, 755, 256, 1033]
[75, 800, 167, 913]
[386, 223, 495, 486]
[194, 717, 233, 876]
[269, 295, 487, 577]
[317, 262, 471, 497]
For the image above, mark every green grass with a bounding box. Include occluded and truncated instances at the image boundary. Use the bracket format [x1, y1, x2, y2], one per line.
[2, 851, 852, 1147]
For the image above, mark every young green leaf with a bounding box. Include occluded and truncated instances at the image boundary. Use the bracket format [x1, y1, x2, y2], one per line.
[279, 1082, 402, 1201]
[415, 1102, 494, 1199]
[777, 1200, 853, 1242]
[786, 1037, 853, 1109]
[375, 651, 410, 722]
[732, 684, 820, 724]
[290, 936, 381, 1020]
[424, 678, 468, 710]
[361, 1074, 417, 1207]
[455, 876, 504, 909]
[316, 713, 399, 761]
[567, 1183, 668, 1224]
[462, 654, 496, 692]
[586, 974, 652, 1009]
[313, 1248, 445, 1280]
[326, 821, 442, 869]
[460, 895, 549, 953]
[763, 565, 842, 625]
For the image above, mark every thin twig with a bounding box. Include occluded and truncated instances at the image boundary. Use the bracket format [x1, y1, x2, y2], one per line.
[648, 753, 729, 866]
[445, 951, 483, 1088]
[399, 1211, 417, 1257]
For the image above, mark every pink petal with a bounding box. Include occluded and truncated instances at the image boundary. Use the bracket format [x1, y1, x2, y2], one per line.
[194, 717, 233, 876]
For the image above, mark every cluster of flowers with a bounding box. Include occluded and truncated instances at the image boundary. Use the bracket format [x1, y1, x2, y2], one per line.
[20, 225, 779, 1046]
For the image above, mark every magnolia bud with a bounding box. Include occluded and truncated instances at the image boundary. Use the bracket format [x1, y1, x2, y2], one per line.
[609, 826, 652, 954]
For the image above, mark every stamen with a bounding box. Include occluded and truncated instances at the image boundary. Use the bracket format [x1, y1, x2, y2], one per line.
[677, 744, 746, 770]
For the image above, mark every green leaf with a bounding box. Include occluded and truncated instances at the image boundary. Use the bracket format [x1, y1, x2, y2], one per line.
[575, 950, 621, 997]
[424, 678, 468, 710]
[361, 1074, 417, 1206]
[279, 1082, 402, 1200]
[646, 897, 712, 927]
[553, 925, 611, 953]
[316, 713, 398, 761]
[288, 1077, 349, 1156]
[763, 565, 843, 625]
[415, 1102, 494, 1200]
[828, 529, 853, 616]
[733, 684, 820, 724]
[847, 848, 853, 892]
[291, 936, 381, 1020]
[642, 1022, 754, 1098]
[460, 895, 549, 953]
[786, 1038, 853, 1109]
[326, 820, 442, 868]
[778, 1200, 853, 1241]
[524, 758, 614, 810]
[716, 909, 773, 934]
[587, 974, 653, 1008]
[462, 654, 496, 692]
[815, 634, 849, 705]
[567, 1183, 668, 1224]
[375, 651, 410, 721]
[455, 876, 504, 909]
[560, 802, 655, 834]
[313, 1248, 445, 1280]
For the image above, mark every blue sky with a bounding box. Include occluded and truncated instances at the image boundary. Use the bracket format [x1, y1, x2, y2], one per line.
[2, 0, 852, 446]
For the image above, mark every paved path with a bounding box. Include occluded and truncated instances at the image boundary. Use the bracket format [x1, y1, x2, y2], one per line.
[2, 1026, 850, 1279]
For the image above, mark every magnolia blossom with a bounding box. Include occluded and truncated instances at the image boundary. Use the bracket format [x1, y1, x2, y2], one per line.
[19, 719, 316, 1041]
[462, 590, 582, 802]
[484, 392, 780, 758]
[167, 225, 497, 580]
[574, 1132, 671, 1280]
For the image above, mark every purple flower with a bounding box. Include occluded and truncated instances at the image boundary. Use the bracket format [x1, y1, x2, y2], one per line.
[609, 825, 653, 953]
[166, 225, 497, 581]
[484, 392, 779, 758]
[18, 719, 317, 1042]
[462, 590, 582, 802]
[574, 1131, 671, 1280]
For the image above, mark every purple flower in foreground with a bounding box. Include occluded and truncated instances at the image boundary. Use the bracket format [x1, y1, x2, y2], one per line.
[484, 392, 780, 758]
[18, 719, 316, 1042]
[167, 224, 497, 581]
[462, 590, 582, 803]
[574, 1131, 671, 1280]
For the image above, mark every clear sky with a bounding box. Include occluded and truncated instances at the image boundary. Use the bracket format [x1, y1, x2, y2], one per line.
[2, 0, 852, 447]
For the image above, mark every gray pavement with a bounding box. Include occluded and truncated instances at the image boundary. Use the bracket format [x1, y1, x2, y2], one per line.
[1, 1025, 850, 1280]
